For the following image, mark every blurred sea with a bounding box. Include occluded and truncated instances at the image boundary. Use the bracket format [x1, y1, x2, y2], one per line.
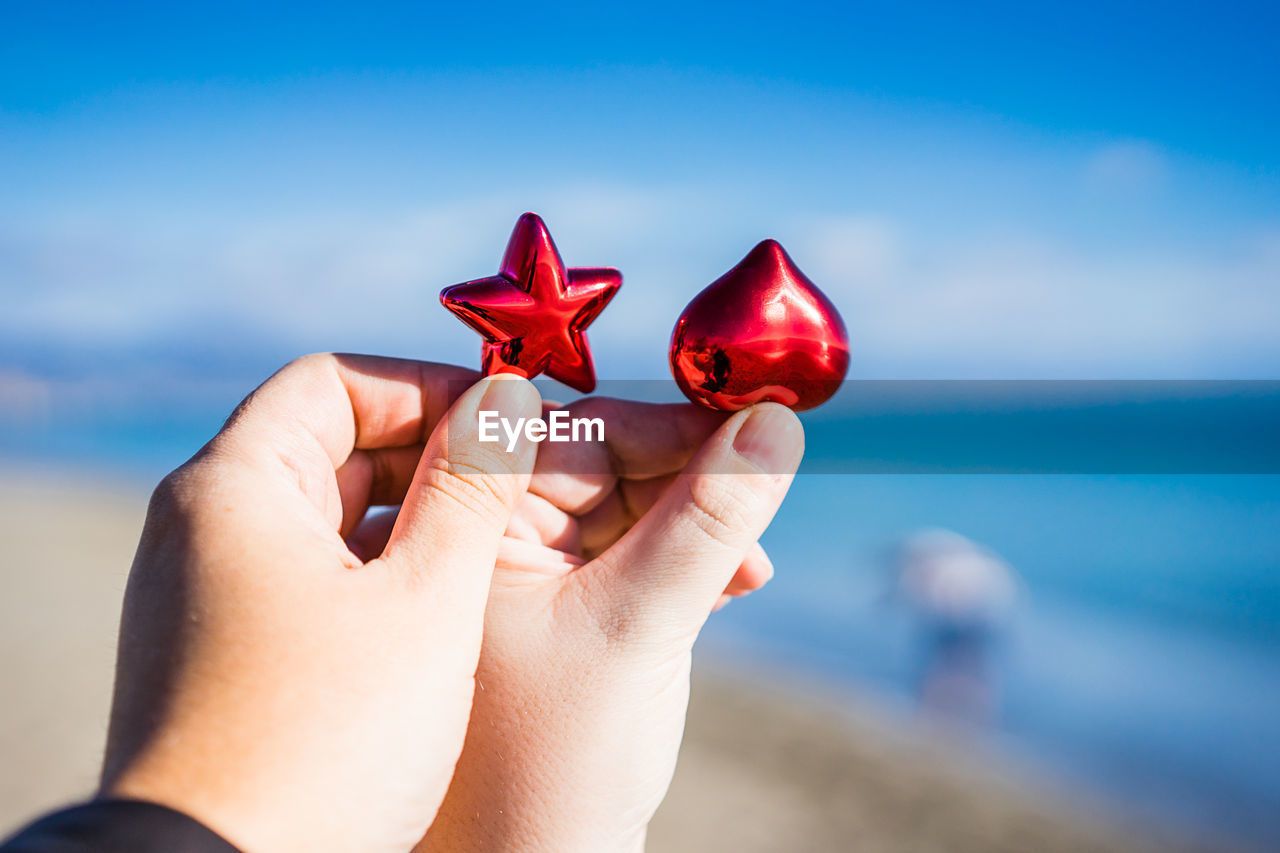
[2, 381, 1277, 849]
[710, 473, 1280, 849]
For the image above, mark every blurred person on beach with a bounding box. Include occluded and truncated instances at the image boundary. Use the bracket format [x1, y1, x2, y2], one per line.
[0, 354, 801, 853]
[893, 529, 1019, 727]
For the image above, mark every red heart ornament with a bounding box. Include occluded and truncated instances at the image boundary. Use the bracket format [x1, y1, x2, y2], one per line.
[669, 239, 849, 411]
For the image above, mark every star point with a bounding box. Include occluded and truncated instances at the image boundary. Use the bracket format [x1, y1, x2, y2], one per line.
[440, 214, 622, 393]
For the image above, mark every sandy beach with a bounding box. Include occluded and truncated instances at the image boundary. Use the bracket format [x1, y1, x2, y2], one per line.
[0, 470, 1214, 851]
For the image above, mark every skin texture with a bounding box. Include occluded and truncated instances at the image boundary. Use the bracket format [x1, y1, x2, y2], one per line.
[101, 355, 543, 853]
[414, 396, 805, 852]
[100, 354, 804, 852]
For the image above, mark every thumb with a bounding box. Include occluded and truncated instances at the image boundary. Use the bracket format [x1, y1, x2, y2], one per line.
[382, 373, 542, 605]
[589, 402, 804, 641]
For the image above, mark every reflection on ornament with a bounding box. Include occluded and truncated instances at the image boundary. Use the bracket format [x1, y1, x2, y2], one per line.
[670, 240, 848, 411]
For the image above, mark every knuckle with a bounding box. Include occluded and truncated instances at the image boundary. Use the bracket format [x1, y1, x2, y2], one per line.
[685, 474, 759, 546]
[260, 352, 337, 395]
[450, 439, 525, 481]
[148, 467, 190, 516]
[561, 565, 649, 653]
[150, 455, 224, 512]
[566, 560, 697, 657]
[418, 452, 517, 527]
[286, 351, 336, 376]
[220, 353, 336, 436]
[142, 460, 226, 542]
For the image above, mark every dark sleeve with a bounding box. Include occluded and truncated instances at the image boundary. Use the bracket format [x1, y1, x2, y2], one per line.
[0, 800, 240, 853]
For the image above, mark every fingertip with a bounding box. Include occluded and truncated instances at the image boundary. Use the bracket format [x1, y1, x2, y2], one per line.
[725, 545, 774, 596]
[744, 541, 776, 583]
[475, 373, 542, 419]
[749, 540, 775, 582]
[449, 373, 543, 477]
[729, 403, 805, 475]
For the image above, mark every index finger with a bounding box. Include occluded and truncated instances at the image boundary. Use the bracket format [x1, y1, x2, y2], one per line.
[529, 397, 728, 515]
[218, 353, 480, 470]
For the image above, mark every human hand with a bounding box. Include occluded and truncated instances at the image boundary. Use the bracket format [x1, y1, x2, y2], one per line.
[416, 398, 804, 852]
[100, 354, 542, 853]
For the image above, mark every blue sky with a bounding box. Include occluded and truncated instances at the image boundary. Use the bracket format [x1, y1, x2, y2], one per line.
[2, 1, 1279, 418]
[5, 1, 1278, 161]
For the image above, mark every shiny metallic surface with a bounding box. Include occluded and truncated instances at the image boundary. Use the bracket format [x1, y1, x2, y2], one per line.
[440, 212, 621, 393]
[670, 239, 849, 411]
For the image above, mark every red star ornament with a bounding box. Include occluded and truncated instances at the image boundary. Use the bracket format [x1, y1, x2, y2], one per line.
[440, 212, 622, 393]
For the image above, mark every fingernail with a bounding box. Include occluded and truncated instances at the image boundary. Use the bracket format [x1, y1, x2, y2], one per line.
[478, 373, 538, 414]
[732, 404, 804, 473]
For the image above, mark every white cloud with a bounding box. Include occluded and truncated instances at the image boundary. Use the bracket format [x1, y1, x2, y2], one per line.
[797, 216, 902, 287]
[804, 222, 1280, 377]
[3, 185, 1279, 386]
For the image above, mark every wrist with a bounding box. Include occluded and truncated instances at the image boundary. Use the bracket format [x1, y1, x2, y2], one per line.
[103, 764, 263, 853]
